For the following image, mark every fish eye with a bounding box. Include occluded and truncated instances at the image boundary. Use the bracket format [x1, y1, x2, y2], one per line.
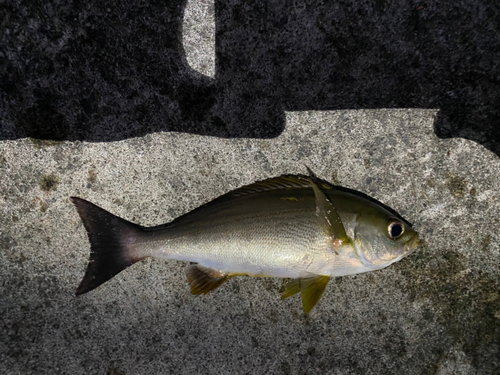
[388, 221, 404, 239]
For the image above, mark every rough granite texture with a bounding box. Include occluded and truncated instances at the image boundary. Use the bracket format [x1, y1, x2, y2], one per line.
[1, 110, 500, 374]
[1, 0, 500, 374]
[183, 0, 215, 78]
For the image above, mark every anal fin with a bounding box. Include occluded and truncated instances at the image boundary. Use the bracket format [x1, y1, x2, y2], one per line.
[282, 275, 331, 314]
[185, 264, 231, 295]
[281, 279, 301, 299]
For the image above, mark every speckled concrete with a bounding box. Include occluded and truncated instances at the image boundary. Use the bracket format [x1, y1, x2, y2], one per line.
[1, 109, 499, 374]
[183, 0, 215, 78]
[2, 0, 500, 373]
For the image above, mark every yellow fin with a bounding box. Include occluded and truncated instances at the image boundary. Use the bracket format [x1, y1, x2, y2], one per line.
[281, 275, 331, 314]
[300, 276, 331, 314]
[281, 279, 301, 299]
[309, 177, 349, 253]
[185, 264, 230, 295]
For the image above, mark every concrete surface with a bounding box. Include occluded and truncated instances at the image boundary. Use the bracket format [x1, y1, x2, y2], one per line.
[1, 0, 500, 374]
[1, 109, 499, 374]
[183, 0, 215, 78]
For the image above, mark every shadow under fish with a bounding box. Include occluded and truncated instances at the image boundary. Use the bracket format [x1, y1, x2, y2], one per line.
[71, 174, 420, 314]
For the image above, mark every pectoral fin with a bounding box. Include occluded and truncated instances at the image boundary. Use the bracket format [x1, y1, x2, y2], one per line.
[185, 264, 231, 295]
[282, 275, 331, 314]
[309, 177, 350, 253]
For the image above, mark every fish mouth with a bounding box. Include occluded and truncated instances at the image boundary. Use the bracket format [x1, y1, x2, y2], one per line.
[405, 233, 421, 254]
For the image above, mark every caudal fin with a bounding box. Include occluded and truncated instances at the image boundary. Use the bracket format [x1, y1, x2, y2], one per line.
[71, 197, 145, 295]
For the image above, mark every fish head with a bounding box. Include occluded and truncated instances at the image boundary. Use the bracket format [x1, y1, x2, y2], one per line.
[353, 212, 420, 268]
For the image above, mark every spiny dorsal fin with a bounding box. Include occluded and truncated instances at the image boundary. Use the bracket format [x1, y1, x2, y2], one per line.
[228, 175, 332, 198]
[185, 264, 231, 295]
[282, 275, 331, 314]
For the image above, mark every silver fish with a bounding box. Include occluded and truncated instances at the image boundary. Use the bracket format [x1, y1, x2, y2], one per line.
[71, 174, 420, 313]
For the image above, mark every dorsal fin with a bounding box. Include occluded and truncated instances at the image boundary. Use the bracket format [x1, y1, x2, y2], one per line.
[159, 174, 336, 230]
[228, 175, 332, 198]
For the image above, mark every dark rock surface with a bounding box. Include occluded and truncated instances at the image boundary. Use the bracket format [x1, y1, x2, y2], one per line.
[1, 0, 499, 153]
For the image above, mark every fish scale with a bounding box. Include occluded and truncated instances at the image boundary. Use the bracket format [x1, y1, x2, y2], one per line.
[160, 213, 328, 278]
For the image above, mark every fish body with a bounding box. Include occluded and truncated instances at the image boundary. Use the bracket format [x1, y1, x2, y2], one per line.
[72, 175, 420, 313]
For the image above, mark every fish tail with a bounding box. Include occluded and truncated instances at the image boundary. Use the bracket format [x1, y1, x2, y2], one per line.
[70, 197, 146, 295]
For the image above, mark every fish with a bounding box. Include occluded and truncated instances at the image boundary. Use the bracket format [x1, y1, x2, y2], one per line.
[71, 174, 420, 313]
